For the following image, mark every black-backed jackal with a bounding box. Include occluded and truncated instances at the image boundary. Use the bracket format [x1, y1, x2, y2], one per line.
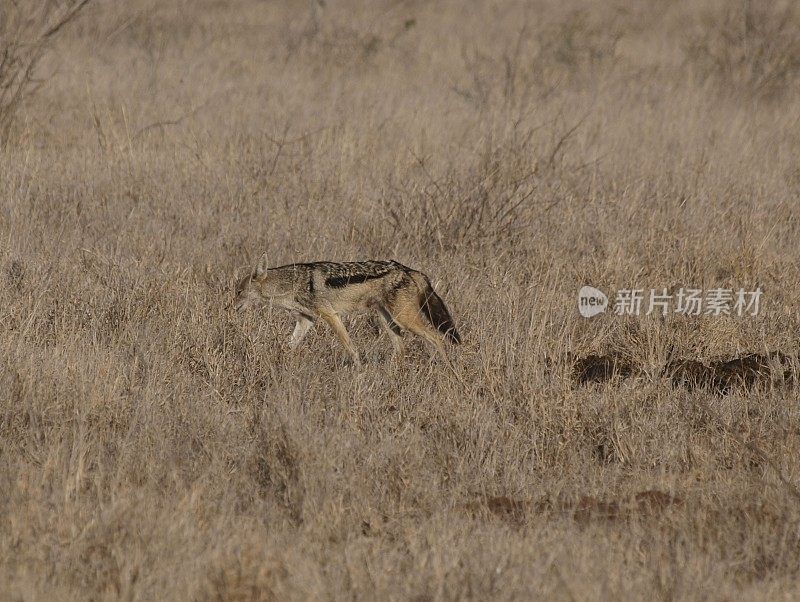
[234, 255, 461, 365]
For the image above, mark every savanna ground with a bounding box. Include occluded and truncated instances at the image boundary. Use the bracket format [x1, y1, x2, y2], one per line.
[2, 0, 800, 599]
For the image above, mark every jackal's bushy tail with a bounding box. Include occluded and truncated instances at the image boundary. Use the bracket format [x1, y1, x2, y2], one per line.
[420, 285, 461, 344]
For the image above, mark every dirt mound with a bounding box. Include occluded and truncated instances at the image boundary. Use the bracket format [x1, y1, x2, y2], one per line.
[665, 352, 793, 394]
[463, 490, 683, 526]
[567, 351, 794, 394]
[571, 353, 639, 385]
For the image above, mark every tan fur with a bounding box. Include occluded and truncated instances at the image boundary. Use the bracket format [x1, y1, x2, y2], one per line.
[234, 254, 461, 365]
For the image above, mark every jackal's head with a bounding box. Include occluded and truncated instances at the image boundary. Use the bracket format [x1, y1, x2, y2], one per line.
[233, 253, 274, 312]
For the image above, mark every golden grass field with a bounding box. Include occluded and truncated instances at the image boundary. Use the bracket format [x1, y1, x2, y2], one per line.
[2, 0, 800, 599]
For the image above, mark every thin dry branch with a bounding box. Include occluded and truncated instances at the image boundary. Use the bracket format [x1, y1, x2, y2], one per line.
[0, 0, 92, 144]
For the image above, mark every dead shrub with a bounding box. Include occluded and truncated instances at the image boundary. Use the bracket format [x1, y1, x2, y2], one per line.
[0, 0, 92, 144]
[685, 2, 800, 99]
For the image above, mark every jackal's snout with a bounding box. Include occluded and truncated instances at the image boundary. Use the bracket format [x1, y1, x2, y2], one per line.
[233, 274, 261, 312]
[232, 289, 253, 312]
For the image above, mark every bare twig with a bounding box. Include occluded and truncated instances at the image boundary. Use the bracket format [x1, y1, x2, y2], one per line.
[132, 96, 214, 140]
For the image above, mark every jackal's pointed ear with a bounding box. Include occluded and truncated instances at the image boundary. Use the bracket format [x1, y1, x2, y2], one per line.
[255, 252, 269, 279]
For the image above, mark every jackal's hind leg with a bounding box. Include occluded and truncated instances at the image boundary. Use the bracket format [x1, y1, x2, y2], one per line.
[378, 305, 404, 360]
[319, 310, 361, 366]
[390, 307, 455, 368]
[289, 314, 314, 349]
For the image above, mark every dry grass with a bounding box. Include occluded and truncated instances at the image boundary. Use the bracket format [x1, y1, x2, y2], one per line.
[2, 0, 800, 599]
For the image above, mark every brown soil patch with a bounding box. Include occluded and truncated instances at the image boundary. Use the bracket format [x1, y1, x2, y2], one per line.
[665, 352, 793, 394]
[566, 351, 794, 393]
[463, 490, 683, 526]
[571, 353, 639, 385]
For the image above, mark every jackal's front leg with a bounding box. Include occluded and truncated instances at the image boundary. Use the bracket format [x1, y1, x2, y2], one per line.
[289, 315, 314, 349]
[319, 310, 361, 366]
